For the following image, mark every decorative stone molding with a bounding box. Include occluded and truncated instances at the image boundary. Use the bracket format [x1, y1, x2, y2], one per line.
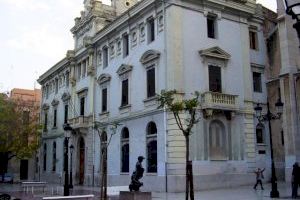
[66, 50, 75, 60]
[76, 87, 88, 96]
[199, 46, 231, 60]
[117, 64, 133, 76]
[61, 92, 71, 102]
[83, 36, 93, 48]
[232, 0, 247, 3]
[42, 103, 50, 110]
[140, 50, 161, 65]
[51, 99, 59, 106]
[87, 65, 95, 76]
[97, 73, 111, 85]
[70, 77, 76, 86]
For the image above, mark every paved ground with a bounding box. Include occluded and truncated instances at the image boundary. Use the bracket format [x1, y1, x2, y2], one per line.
[0, 182, 299, 199]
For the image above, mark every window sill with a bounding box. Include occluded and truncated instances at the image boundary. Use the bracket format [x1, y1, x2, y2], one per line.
[99, 111, 109, 120]
[146, 172, 157, 176]
[257, 143, 266, 147]
[143, 96, 158, 108]
[119, 104, 131, 114]
[52, 127, 57, 130]
[209, 158, 228, 161]
[120, 172, 129, 175]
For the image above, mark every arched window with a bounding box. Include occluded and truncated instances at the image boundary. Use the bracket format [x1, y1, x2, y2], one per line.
[43, 143, 47, 171]
[256, 123, 265, 144]
[146, 122, 157, 173]
[121, 127, 129, 173]
[209, 120, 227, 160]
[52, 142, 56, 172]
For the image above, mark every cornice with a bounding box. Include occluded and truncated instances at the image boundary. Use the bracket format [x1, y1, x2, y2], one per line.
[38, 58, 69, 85]
[93, 0, 157, 43]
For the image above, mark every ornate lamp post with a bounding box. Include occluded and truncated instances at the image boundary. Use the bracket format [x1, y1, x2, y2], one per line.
[69, 144, 74, 189]
[63, 123, 73, 196]
[254, 98, 284, 198]
[283, 0, 300, 47]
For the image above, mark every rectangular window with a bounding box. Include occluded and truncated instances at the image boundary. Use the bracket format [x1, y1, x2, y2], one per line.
[249, 31, 258, 50]
[147, 18, 155, 43]
[121, 79, 129, 106]
[209, 65, 222, 92]
[64, 104, 68, 124]
[55, 79, 58, 94]
[123, 34, 129, 57]
[82, 60, 86, 78]
[80, 97, 85, 116]
[77, 64, 81, 79]
[66, 72, 69, 87]
[53, 109, 57, 128]
[207, 17, 216, 39]
[46, 85, 49, 99]
[102, 88, 108, 112]
[253, 72, 262, 92]
[147, 68, 155, 98]
[44, 113, 48, 131]
[103, 47, 108, 68]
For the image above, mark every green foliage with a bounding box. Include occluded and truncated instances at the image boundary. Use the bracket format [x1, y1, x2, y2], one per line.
[157, 90, 201, 136]
[0, 95, 41, 160]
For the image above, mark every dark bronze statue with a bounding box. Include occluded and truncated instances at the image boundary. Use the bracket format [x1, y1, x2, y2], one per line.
[129, 156, 145, 192]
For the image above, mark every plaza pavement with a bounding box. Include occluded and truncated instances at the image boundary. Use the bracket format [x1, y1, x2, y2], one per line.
[0, 182, 299, 200]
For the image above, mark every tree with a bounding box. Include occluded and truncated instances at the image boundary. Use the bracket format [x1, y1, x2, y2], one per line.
[158, 90, 201, 200]
[93, 121, 120, 200]
[0, 94, 41, 180]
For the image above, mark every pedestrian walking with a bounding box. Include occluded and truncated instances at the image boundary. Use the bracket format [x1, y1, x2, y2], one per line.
[292, 162, 299, 199]
[253, 168, 265, 190]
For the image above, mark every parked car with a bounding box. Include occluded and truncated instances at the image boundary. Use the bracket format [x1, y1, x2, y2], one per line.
[0, 173, 13, 183]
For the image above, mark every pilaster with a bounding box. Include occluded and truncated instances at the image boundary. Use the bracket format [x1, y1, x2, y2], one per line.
[166, 112, 186, 175]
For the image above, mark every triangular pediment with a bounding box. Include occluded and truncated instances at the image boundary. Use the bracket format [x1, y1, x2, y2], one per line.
[199, 46, 231, 60]
[51, 99, 59, 106]
[61, 92, 71, 102]
[42, 103, 49, 110]
[116, 64, 133, 76]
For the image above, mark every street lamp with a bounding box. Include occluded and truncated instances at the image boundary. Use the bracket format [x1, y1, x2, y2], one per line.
[69, 144, 74, 189]
[283, 0, 300, 47]
[254, 98, 284, 198]
[63, 123, 73, 196]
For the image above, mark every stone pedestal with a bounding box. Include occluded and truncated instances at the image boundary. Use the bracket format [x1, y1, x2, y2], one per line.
[119, 191, 152, 200]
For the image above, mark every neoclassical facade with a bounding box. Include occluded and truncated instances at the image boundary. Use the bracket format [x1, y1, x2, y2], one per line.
[37, 0, 275, 192]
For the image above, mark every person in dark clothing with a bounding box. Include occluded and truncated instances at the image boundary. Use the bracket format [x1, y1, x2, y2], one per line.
[253, 168, 265, 190]
[292, 162, 299, 199]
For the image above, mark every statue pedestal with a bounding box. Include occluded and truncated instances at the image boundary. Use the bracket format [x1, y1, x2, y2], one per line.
[119, 191, 151, 200]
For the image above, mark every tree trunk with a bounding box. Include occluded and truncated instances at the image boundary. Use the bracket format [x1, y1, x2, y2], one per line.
[100, 146, 108, 200]
[185, 135, 189, 200]
[188, 161, 194, 200]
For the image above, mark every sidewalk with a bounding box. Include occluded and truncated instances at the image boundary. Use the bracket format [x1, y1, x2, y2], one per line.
[0, 182, 298, 199]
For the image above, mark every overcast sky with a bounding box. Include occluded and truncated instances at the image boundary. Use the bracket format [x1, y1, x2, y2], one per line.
[0, 0, 277, 93]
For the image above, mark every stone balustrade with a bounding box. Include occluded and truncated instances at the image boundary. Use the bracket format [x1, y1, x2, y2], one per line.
[201, 91, 239, 111]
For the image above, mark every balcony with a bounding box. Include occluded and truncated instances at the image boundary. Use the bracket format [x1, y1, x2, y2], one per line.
[68, 115, 92, 129]
[201, 92, 239, 112]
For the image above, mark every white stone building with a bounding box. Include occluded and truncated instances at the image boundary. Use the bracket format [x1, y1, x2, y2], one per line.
[37, 0, 275, 192]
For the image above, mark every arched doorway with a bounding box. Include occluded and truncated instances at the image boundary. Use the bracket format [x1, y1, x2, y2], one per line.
[79, 137, 85, 185]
